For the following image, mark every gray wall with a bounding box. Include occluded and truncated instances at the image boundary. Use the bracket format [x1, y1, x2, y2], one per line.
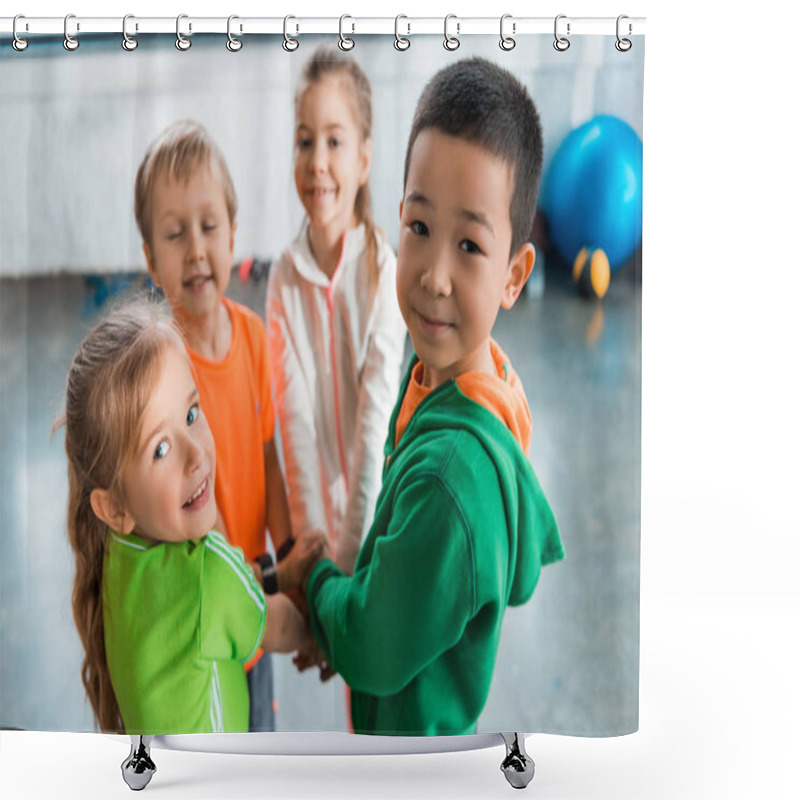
[0, 34, 644, 277]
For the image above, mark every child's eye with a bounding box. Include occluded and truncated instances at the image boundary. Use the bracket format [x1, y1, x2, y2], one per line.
[202, 223, 217, 233]
[166, 231, 183, 241]
[459, 239, 482, 255]
[410, 220, 429, 237]
[187, 403, 199, 426]
[297, 138, 312, 150]
[154, 439, 171, 460]
[329, 137, 341, 148]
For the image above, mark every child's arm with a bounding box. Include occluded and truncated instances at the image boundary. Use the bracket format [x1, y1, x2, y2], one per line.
[306, 478, 474, 697]
[262, 438, 302, 595]
[253, 530, 325, 615]
[261, 593, 314, 654]
[279, 531, 329, 593]
[336, 251, 407, 574]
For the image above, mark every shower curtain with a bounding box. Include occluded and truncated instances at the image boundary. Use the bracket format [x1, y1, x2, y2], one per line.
[0, 21, 643, 743]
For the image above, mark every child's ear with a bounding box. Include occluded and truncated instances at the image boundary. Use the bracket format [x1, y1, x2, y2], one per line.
[501, 242, 535, 310]
[90, 488, 136, 535]
[398, 199, 404, 221]
[142, 241, 161, 287]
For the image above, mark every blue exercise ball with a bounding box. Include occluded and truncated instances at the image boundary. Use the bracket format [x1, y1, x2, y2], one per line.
[543, 115, 643, 272]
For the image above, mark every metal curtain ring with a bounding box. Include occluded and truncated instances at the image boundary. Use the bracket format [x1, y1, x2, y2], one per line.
[227, 15, 242, 52]
[176, 14, 191, 51]
[12, 15, 28, 51]
[553, 14, 570, 51]
[443, 14, 460, 51]
[122, 14, 138, 51]
[283, 15, 299, 52]
[339, 15, 355, 51]
[499, 14, 516, 51]
[64, 13, 79, 51]
[615, 15, 632, 52]
[394, 15, 410, 51]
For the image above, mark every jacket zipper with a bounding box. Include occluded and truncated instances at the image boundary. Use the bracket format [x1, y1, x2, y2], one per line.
[327, 232, 350, 503]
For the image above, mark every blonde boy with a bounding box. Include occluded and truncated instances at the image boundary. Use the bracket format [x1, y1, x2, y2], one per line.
[134, 121, 295, 732]
[304, 59, 564, 735]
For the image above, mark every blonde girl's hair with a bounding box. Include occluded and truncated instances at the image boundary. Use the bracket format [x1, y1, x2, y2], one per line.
[297, 46, 382, 287]
[56, 295, 183, 732]
[134, 119, 238, 249]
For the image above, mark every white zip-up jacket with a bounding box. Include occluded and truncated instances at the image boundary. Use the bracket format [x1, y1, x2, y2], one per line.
[266, 221, 407, 574]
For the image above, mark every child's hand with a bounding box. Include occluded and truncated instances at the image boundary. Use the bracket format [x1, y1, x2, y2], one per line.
[292, 636, 317, 672]
[317, 537, 334, 564]
[283, 586, 308, 617]
[262, 594, 310, 654]
[298, 536, 334, 594]
[277, 532, 327, 593]
[293, 638, 336, 682]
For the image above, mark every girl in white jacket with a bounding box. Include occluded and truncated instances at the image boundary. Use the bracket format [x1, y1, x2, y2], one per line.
[267, 46, 407, 577]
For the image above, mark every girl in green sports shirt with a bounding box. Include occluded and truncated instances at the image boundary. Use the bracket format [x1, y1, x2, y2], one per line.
[58, 296, 322, 735]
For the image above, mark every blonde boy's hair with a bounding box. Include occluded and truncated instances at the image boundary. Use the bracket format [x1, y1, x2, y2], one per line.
[134, 120, 238, 248]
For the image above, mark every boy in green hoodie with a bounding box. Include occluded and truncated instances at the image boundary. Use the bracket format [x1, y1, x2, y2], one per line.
[303, 57, 564, 736]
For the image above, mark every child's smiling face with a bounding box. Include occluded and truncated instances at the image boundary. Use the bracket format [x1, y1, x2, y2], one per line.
[397, 129, 533, 388]
[144, 164, 236, 327]
[294, 74, 371, 240]
[118, 341, 217, 544]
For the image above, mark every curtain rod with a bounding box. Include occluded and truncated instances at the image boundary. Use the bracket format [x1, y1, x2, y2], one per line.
[1, 15, 646, 38]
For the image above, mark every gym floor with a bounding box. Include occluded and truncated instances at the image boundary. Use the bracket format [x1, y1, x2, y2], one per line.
[0, 254, 640, 736]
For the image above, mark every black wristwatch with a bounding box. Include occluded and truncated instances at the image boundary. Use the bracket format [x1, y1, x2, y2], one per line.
[275, 537, 295, 562]
[255, 553, 278, 595]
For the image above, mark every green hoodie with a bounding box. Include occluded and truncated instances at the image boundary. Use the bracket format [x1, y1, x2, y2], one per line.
[307, 355, 563, 736]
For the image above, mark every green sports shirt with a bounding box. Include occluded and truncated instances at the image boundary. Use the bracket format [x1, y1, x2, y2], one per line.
[103, 529, 267, 734]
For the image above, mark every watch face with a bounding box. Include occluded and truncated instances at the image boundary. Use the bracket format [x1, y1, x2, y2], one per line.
[257, 553, 274, 570]
[262, 565, 279, 595]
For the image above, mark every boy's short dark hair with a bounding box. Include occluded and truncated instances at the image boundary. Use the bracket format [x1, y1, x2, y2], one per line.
[403, 57, 543, 257]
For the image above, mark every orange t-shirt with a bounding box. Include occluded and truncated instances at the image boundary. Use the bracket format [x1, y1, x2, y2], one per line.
[188, 297, 275, 563]
[394, 339, 532, 454]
